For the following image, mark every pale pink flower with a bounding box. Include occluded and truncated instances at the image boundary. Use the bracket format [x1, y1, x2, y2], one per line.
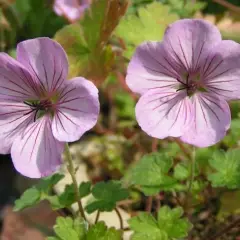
[0, 37, 99, 178]
[126, 19, 240, 147]
[53, 0, 90, 22]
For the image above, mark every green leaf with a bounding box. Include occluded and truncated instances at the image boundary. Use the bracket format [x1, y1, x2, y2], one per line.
[85, 181, 129, 213]
[14, 173, 65, 211]
[157, 206, 192, 238]
[14, 187, 41, 211]
[37, 173, 65, 193]
[114, 91, 135, 119]
[79, 181, 91, 198]
[50, 217, 87, 240]
[223, 119, 240, 147]
[58, 184, 75, 207]
[115, 1, 179, 58]
[128, 212, 168, 240]
[173, 163, 190, 181]
[129, 152, 177, 195]
[208, 149, 240, 189]
[167, 0, 206, 18]
[86, 222, 122, 240]
[54, 0, 128, 85]
[128, 206, 192, 240]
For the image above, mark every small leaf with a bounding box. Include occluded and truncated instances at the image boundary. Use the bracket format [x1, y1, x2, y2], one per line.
[129, 152, 177, 195]
[86, 222, 122, 240]
[37, 173, 65, 193]
[79, 181, 91, 198]
[128, 212, 167, 240]
[58, 184, 75, 207]
[174, 163, 190, 181]
[85, 181, 129, 213]
[157, 206, 192, 238]
[128, 206, 192, 240]
[14, 187, 40, 211]
[52, 217, 87, 240]
[115, 2, 179, 58]
[208, 149, 240, 189]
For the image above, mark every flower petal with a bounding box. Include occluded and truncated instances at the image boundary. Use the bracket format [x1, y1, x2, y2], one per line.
[52, 77, 99, 142]
[126, 41, 180, 95]
[17, 37, 68, 94]
[54, 0, 89, 21]
[163, 19, 222, 72]
[0, 102, 34, 154]
[136, 89, 193, 139]
[180, 93, 230, 147]
[11, 116, 64, 178]
[202, 40, 240, 100]
[0, 53, 38, 101]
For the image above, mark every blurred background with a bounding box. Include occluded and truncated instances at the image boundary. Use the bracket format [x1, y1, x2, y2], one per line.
[1, 0, 240, 239]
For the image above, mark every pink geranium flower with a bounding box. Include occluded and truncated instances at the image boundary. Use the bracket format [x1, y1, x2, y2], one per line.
[53, 0, 90, 22]
[0, 37, 99, 178]
[126, 19, 240, 147]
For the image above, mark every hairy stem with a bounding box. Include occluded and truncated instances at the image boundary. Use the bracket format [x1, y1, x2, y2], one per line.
[185, 147, 196, 209]
[64, 143, 87, 221]
[115, 208, 124, 229]
[95, 210, 100, 224]
[213, 0, 240, 13]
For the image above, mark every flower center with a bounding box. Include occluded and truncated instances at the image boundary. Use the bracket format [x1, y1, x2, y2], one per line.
[177, 73, 206, 97]
[24, 99, 54, 121]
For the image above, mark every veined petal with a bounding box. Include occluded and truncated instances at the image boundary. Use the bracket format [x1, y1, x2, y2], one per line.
[11, 116, 64, 178]
[202, 40, 240, 100]
[0, 53, 38, 101]
[136, 89, 193, 139]
[181, 93, 230, 147]
[0, 102, 34, 154]
[126, 41, 180, 95]
[52, 77, 99, 142]
[16, 38, 68, 94]
[163, 19, 222, 72]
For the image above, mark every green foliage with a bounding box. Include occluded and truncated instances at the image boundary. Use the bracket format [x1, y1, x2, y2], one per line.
[14, 173, 64, 211]
[47, 217, 87, 240]
[2, 0, 66, 49]
[85, 181, 129, 213]
[86, 222, 122, 240]
[48, 219, 122, 240]
[115, 1, 179, 58]
[57, 181, 91, 208]
[54, 0, 128, 84]
[79, 181, 92, 198]
[208, 149, 240, 189]
[223, 119, 240, 147]
[128, 152, 177, 196]
[114, 91, 136, 120]
[14, 187, 41, 211]
[128, 206, 192, 240]
[166, 0, 206, 18]
[173, 163, 190, 181]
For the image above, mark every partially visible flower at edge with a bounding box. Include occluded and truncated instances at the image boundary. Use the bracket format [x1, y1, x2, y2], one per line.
[53, 0, 90, 22]
[126, 19, 240, 148]
[0, 37, 99, 178]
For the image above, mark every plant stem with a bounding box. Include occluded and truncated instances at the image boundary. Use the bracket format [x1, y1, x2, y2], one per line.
[213, 0, 240, 13]
[64, 143, 87, 221]
[185, 147, 196, 209]
[115, 208, 124, 230]
[145, 196, 153, 212]
[95, 210, 100, 224]
[173, 138, 192, 160]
